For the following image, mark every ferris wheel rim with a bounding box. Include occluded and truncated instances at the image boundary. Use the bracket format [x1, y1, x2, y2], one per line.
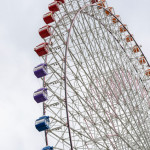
[62, 3, 149, 150]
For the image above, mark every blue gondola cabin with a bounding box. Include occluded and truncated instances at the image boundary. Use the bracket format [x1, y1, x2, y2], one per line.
[35, 116, 50, 132]
[34, 63, 48, 78]
[42, 146, 53, 150]
[33, 88, 48, 103]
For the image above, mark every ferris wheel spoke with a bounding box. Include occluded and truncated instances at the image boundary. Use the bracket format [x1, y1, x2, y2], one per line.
[45, 55, 119, 149]
[44, 76, 108, 149]
[48, 98, 108, 149]
[48, 131, 71, 149]
[83, 10, 150, 146]
[95, 20, 150, 146]
[61, 51, 135, 148]
[63, 10, 149, 148]
[94, 13, 150, 149]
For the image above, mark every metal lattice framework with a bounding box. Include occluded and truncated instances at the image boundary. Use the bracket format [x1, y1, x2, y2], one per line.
[39, 0, 150, 149]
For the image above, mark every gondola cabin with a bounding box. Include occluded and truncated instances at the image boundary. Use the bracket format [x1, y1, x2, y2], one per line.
[43, 12, 55, 24]
[48, 2, 60, 12]
[105, 7, 113, 16]
[98, 0, 106, 9]
[33, 88, 48, 103]
[112, 15, 120, 24]
[119, 24, 127, 33]
[42, 146, 53, 150]
[126, 35, 133, 42]
[91, 0, 98, 4]
[133, 45, 140, 53]
[55, 0, 65, 4]
[145, 69, 150, 76]
[34, 63, 48, 78]
[139, 56, 146, 65]
[34, 43, 49, 56]
[39, 25, 52, 39]
[35, 116, 50, 132]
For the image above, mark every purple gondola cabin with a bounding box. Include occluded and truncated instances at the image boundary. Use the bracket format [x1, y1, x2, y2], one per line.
[33, 88, 48, 103]
[34, 63, 48, 78]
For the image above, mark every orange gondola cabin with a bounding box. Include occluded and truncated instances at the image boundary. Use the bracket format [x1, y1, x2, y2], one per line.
[119, 24, 127, 33]
[105, 7, 113, 16]
[112, 15, 120, 24]
[34, 43, 49, 56]
[97, 0, 106, 9]
[139, 56, 146, 65]
[48, 2, 60, 12]
[133, 45, 140, 53]
[126, 35, 133, 42]
[145, 69, 150, 76]
[39, 25, 52, 39]
[43, 12, 55, 24]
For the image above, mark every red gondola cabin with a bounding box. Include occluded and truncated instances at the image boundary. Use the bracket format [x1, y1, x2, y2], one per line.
[34, 43, 49, 56]
[39, 25, 52, 39]
[48, 2, 60, 12]
[55, 0, 65, 4]
[91, 0, 98, 4]
[43, 12, 55, 24]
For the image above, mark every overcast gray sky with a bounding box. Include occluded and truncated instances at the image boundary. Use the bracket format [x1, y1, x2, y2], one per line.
[0, 0, 150, 149]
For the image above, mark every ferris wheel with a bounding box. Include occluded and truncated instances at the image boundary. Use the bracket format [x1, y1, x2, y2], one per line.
[33, 0, 150, 149]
